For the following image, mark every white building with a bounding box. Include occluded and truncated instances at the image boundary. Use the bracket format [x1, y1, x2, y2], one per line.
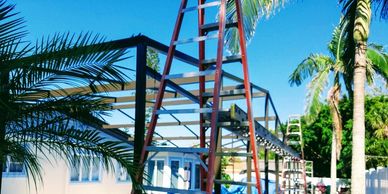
[2, 124, 203, 194]
[2, 124, 134, 194]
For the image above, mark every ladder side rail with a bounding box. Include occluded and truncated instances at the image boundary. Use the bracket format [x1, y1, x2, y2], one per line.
[198, 0, 207, 191]
[234, 0, 262, 193]
[139, 0, 188, 176]
[301, 160, 308, 193]
[206, 0, 227, 192]
[198, 0, 209, 191]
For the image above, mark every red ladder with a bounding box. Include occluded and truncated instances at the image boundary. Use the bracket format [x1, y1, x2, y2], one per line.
[139, 0, 263, 193]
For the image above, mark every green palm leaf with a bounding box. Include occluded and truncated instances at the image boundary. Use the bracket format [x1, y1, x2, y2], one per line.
[225, 0, 286, 54]
[0, 1, 139, 191]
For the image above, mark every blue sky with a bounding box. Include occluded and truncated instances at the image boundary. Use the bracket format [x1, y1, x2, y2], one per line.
[12, 0, 388, 123]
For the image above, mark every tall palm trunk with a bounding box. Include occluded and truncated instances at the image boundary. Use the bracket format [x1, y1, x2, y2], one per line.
[328, 84, 342, 194]
[351, 0, 371, 193]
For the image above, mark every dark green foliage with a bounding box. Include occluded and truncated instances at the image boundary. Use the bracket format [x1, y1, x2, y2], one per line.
[296, 95, 388, 178]
[0, 0, 140, 191]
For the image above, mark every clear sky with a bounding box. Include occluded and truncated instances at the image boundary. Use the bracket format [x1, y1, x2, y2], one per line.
[11, 0, 388, 123]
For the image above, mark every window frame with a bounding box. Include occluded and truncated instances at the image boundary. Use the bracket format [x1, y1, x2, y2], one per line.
[183, 158, 194, 190]
[69, 155, 102, 183]
[169, 157, 182, 189]
[193, 162, 201, 190]
[144, 157, 165, 187]
[116, 162, 131, 183]
[2, 155, 26, 177]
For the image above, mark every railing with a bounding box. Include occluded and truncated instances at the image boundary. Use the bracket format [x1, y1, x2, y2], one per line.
[366, 166, 388, 194]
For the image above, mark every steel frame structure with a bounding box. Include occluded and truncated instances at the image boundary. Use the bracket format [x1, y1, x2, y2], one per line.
[135, 0, 300, 193]
[22, 32, 301, 193]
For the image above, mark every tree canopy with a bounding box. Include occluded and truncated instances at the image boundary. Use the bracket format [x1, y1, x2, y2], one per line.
[297, 95, 388, 178]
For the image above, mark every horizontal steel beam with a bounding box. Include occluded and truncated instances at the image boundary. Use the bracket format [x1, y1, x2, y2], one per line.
[146, 146, 209, 154]
[126, 134, 239, 141]
[102, 116, 276, 128]
[143, 186, 206, 194]
[21, 75, 215, 100]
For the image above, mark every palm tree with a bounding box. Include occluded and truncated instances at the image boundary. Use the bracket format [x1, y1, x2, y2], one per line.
[289, 22, 387, 193]
[224, 0, 286, 54]
[339, 0, 388, 193]
[0, 1, 139, 192]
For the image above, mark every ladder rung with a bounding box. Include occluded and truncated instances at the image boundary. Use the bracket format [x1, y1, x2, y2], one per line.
[288, 141, 301, 145]
[282, 188, 305, 192]
[182, 1, 221, 13]
[146, 146, 209, 154]
[201, 55, 242, 66]
[156, 108, 212, 114]
[283, 169, 304, 173]
[202, 88, 246, 98]
[143, 185, 206, 194]
[214, 179, 256, 186]
[203, 121, 243, 128]
[288, 132, 301, 136]
[288, 123, 301, 127]
[165, 69, 216, 79]
[201, 21, 238, 33]
[216, 152, 252, 157]
[174, 33, 218, 45]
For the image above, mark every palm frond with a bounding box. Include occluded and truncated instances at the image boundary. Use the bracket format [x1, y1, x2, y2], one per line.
[289, 54, 333, 86]
[3, 138, 43, 189]
[224, 0, 287, 54]
[339, 0, 357, 95]
[6, 118, 139, 190]
[371, 0, 388, 19]
[6, 32, 130, 97]
[304, 65, 331, 123]
[366, 43, 388, 85]
[0, 0, 27, 49]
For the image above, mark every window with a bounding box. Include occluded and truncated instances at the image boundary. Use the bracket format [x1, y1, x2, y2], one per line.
[116, 163, 131, 182]
[183, 161, 192, 189]
[194, 164, 200, 189]
[2, 156, 25, 176]
[170, 160, 180, 189]
[156, 160, 164, 186]
[144, 159, 164, 187]
[70, 156, 101, 182]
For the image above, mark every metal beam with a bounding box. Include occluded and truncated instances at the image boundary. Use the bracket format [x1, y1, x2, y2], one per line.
[145, 66, 202, 104]
[22, 75, 215, 101]
[103, 120, 200, 129]
[126, 134, 239, 141]
[102, 116, 274, 128]
[134, 44, 147, 166]
[146, 146, 209, 154]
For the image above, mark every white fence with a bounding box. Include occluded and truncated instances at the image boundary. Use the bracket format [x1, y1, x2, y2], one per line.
[366, 167, 388, 194]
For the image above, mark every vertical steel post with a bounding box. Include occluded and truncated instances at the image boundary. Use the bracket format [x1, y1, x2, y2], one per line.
[264, 95, 270, 193]
[247, 140, 252, 194]
[197, 0, 207, 191]
[275, 118, 280, 194]
[139, 0, 188, 167]
[134, 44, 147, 165]
[206, 0, 227, 192]
[133, 44, 147, 193]
[234, 0, 262, 193]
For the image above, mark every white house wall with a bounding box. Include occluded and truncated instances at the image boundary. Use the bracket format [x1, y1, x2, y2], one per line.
[2, 149, 132, 194]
